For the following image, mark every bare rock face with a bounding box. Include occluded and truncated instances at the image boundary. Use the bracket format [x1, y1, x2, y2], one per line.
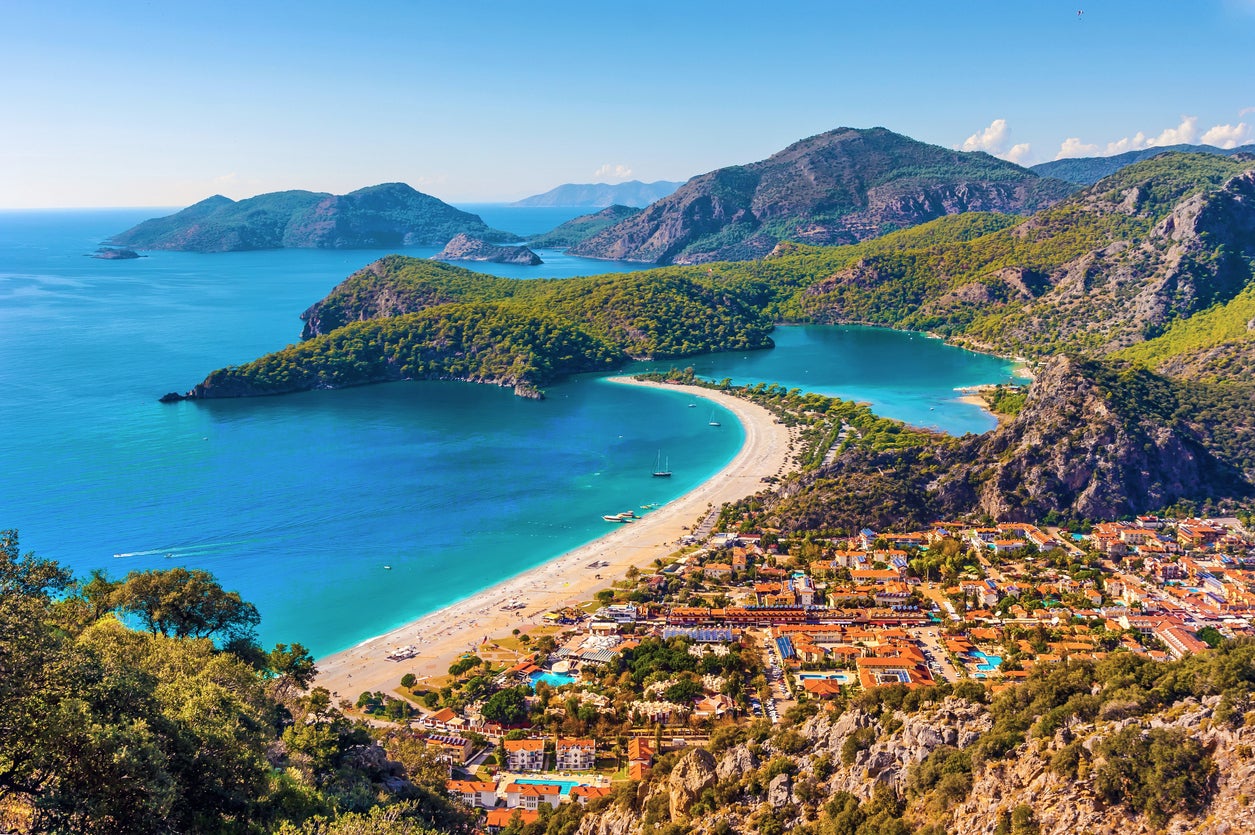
[716, 743, 759, 782]
[433, 233, 542, 265]
[576, 801, 643, 835]
[768, 772, 793, 806]
[669, 748, 718, 819]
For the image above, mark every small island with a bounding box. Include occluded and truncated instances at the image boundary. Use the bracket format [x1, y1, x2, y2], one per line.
[432, 233, 542, 265]
[90, 247, 142, 260]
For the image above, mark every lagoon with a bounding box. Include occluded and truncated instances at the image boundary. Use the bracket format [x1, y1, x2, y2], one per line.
[0, 209, 1013, 656]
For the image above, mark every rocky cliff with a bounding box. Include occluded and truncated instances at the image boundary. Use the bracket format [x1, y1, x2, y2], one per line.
[790, 154, 1255, 363]
[432, 233, 542, 264]
[107, 183, 510, 252]
[763, 355, 1252, 532]
[570, 127, 1074, 265]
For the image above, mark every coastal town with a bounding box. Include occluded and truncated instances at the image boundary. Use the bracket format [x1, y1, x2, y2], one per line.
[357, 510, 1255, 830]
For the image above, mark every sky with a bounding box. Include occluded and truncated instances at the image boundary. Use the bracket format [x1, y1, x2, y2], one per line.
[3, 0, 1253, 208]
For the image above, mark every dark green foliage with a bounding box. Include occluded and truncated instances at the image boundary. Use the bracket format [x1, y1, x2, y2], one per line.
[1093, 726, 1212, 825]
[112, 566, 261, 642]
[0, 531, 472, 834]
[200, 264, 776, 398]
[663, 678, 703, 704]
[481, 686, 531, 726]
[983, 384, 1028, 417]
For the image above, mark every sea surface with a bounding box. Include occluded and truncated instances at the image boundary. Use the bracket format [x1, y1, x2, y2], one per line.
[0, 208, 1014, 656]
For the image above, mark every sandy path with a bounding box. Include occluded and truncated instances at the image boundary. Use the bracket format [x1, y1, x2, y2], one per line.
[313, 378, 793, 703]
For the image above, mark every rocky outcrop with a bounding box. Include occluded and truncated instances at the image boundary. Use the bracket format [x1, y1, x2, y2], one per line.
[943, 356, 1252, 521]
[90, 247, 141, 259]
[431, 233, 542, 265]
[990, 167, 1255, 356]
[767, 354, 1253, 531]
[716, 743, 758, 781]
[107, 183, 511, 252]
[668, 748, 717, 819]
[571, 127, 1074, 264]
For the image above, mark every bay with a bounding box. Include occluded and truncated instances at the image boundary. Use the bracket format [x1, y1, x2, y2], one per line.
[0, 209, 1013, 657]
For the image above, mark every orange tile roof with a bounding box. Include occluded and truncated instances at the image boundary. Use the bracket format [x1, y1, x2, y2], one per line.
[503, 739, 545, 752]
[486, 808, 540, 827]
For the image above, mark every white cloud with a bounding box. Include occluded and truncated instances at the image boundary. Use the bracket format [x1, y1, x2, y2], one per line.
[1149, 115, 1198, 146]
[1105, 132, 1149, 155]
[1102, 116, 1200, 156]
[961, 119, 1011, 154]
[593, 163, 633, 181]
[959, 119, 1035, 164]
[1240, 106, 1255, 117]
[1056, 137, 1100, 159]
[1004, 143, 1033, 164]
[1201, 122, 1252, 148]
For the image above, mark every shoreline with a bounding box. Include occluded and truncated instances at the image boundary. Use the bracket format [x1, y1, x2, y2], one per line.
[312, 377, 794, 703]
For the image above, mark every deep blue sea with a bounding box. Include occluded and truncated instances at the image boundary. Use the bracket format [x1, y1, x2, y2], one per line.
[0, 208, 1013, 656]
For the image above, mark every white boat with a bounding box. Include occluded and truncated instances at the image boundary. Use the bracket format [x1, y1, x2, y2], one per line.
[652, 450, 672, 478]
[708, 410, 721, 427]
[603, 511, 638, 522]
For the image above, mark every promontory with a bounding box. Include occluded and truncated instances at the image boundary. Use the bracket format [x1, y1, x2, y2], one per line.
[107, 182, 512, 252]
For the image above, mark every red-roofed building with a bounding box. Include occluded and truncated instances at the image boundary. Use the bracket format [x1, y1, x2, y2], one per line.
[503, 738, 546, 772]
[446, 779, 497, 808]
[556, 738, 595, 771]
[570, 785, 612, 805]
[504, 782, 562, 810]
[486, 808, 540, 831]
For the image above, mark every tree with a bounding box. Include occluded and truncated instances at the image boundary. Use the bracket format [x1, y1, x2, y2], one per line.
[270, 642, 318, 689]
[481, 687, 530, 726]
[113, 567, 260, 642]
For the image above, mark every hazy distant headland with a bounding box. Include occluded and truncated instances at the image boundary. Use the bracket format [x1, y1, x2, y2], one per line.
[509, 179, 683, 208]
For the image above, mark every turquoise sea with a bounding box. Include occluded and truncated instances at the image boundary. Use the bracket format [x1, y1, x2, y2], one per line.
[0, 208, 1014, 656]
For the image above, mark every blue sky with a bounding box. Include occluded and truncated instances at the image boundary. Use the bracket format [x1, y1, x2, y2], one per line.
[3, 0, 1253, 207]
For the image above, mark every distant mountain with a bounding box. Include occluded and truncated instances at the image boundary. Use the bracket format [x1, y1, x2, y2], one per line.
[1031, 144, 1255, 184]
[528, 205, 642, 248]
[508, 180, 683, 208]
[570, 127, 1077, 265]
[108, 183, 512, 252]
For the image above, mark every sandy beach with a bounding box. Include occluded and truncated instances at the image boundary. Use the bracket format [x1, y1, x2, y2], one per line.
[313, 378, 794, 703]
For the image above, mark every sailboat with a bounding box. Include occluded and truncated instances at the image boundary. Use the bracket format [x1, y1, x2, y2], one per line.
[708, 409, 721, 427]
[652, 450, 672, 478]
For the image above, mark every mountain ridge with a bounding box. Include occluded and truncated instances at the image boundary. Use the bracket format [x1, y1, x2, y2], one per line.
[1031, 142, 1255, 184]
[569, 127, 1076, 265]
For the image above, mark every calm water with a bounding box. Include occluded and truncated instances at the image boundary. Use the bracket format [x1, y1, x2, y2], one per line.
[0, 209, 1012, 656]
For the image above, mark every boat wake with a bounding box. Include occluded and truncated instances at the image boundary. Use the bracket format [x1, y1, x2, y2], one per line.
[112, 540, 248, 559]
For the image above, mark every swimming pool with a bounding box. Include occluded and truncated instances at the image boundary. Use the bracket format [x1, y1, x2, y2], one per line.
[515, 778, 582, 795]
[971, 651, 1002, 672]
[529, 670, 577, 688]
[797, 672, 855, 684]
